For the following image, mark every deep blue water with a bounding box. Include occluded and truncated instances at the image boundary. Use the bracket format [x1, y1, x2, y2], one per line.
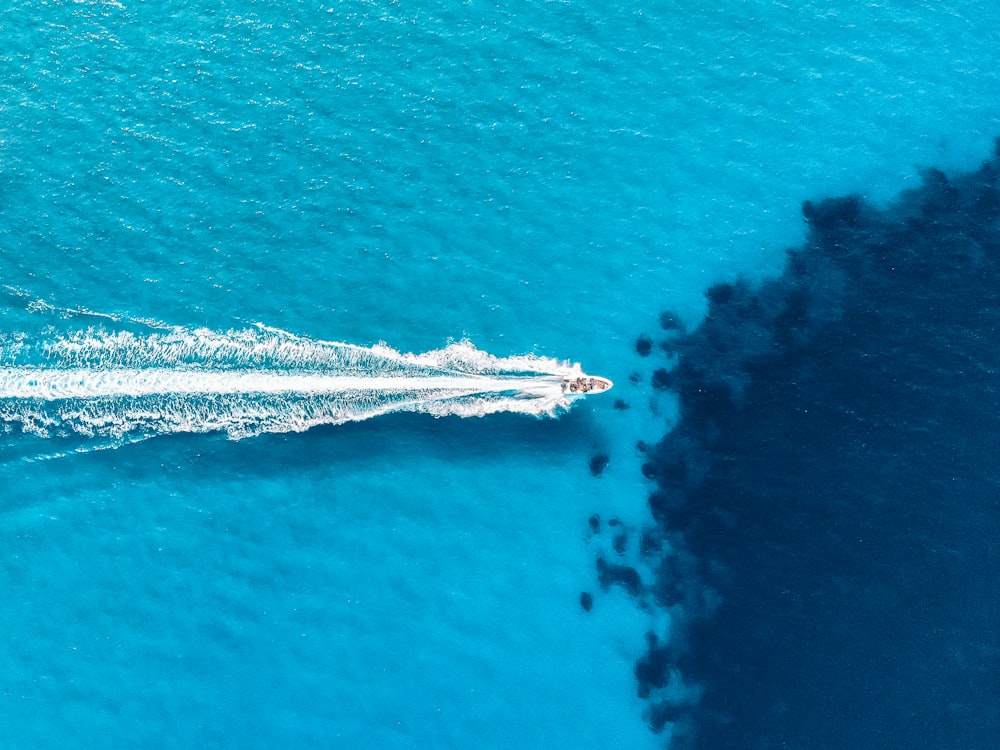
[2, 1, 1000, 748]
[636, 160, 1000, 746]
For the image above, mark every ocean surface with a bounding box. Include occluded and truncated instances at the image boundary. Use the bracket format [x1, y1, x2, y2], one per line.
[1, 1, 999, 748]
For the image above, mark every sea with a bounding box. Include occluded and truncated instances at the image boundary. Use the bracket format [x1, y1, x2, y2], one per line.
[1, 1, 998, 748]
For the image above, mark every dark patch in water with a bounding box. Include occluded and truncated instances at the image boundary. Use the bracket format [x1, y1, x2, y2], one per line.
[635, 632, 673, 699]
[639, 530, 662, 557]
[612, 531, 628, 555]
[620, 141, 1000, 748]
[596, 557, 642, 597]
[651, 368, 673, 390]
[580, 591, 593, 612]
[613, 398, 630, 410]
[659, 311, 684, 332]
[588, 513, 601, 534]
[589, 454, 610, 476]
[636, 335, 654, 356]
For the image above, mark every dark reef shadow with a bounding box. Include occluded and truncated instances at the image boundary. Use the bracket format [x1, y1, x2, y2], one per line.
[612, 139, 1000, 749]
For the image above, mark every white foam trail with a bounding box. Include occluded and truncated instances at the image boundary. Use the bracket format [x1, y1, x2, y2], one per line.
[0, 369, 560, 400]
[0, 326, 586, 440]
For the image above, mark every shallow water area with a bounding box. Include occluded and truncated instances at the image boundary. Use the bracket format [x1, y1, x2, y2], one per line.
[0, 413, 656, 748]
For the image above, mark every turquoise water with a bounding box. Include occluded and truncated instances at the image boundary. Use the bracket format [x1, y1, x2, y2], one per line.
[2, 1, 999, 747]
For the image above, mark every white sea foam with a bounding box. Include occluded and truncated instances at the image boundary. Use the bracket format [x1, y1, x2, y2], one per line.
[0, 325, 585, 439]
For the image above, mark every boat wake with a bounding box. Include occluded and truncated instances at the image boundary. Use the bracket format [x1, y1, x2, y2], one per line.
[0, 321, 595, 443]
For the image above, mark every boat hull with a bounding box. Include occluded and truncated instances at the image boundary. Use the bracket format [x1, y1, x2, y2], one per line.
[562, 376, 613, 395]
